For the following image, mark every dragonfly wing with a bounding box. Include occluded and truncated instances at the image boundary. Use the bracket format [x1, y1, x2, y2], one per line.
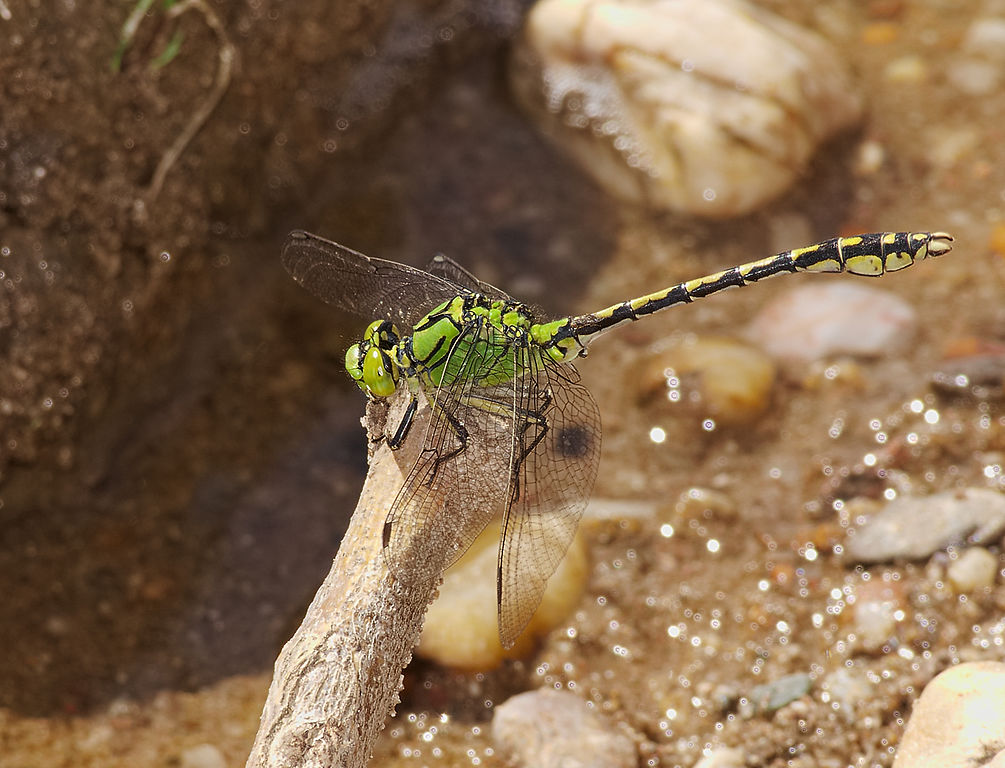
[496, 355, 601, 648]
[426, 254, 512, 301]
[382, 317, 516, 585]
[282, 230, 465, 328]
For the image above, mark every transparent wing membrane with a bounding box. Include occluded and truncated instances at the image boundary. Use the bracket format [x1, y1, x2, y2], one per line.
[283, 229, 952, 649]
[282, 230, 467, 329]
[497, 354, 600, 647]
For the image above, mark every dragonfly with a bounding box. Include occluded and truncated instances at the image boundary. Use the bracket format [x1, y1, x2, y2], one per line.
[282, 230, 952, 648]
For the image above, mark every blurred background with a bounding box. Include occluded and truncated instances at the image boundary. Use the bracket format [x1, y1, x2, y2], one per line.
[1, 0, 1003, 766]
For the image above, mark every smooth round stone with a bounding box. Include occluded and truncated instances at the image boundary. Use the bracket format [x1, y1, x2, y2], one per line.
[945, 18, 1005, 96]
[893, 662, 1005, 768]
[180, 745, 227, 768]
[947, 547, 999, 592]
[695, 747, 745, 768]
[884, 55, 928, 85]
[416, 519, 588, 670]
[510, 0, 862, 217]
[845, 489, 1005, 564]
[744, 673, 813, 716]
[851, 578, 907, 653]
[637, 335, 776, 426]
[947, 58, 1001, 96]
[747, 282, 916, 362]
[961, 17, 1005, 60]
[821, 667, 873, 723]
[493, 689, 636, 768]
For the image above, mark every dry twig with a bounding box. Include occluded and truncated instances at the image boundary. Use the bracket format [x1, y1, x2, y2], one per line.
[246, 390, 442, 768]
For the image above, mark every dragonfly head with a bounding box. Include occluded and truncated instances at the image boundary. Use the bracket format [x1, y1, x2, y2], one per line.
[346, 319, 401, 398]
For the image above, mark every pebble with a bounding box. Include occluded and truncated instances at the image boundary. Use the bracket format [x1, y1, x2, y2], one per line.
[853, 139, 886, 176]
[845, 488, 1005, 563]
[695, 747, 746, 768]
[930, 350, 1005, 400]
[990, 222, 1005, 257]
[510, 0, 862, 217]
[926, 126, 980, 169]
[180, 744, 227, 768]
[493, 689, 637, 768]
[946, 547, 1000, 592]
[637, 335, 776, 426]
[961, 17, 1005, 60]
[417, 520, 589, 669]
[747, 283, 916, 362]
[946, 58, 1001, 97]
[861, 21, 899, 45]
[893, 662, 1005, 768]
[851, 578, 907, 652]
[742, 673, 812, 717]
[884, 55, 927, 85]
[820, 667, 873, 723]
[945, 17, 1005, 97]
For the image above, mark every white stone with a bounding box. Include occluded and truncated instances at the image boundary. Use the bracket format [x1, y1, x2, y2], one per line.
[845, 489, 1005, 564]
[893, 662, 1005, 768]
[494, 689, 636, 768]
[947, 58, 1001, 97]
[947, 547, 1000, 592]
[695, 746, 746, 768]
[511, 0, 862, 217]
[747, 282, 915, 362]
[961, 17, 1005, 61]
[852, 580, 906, 653]
[821, 668, 873, 723]
[180, 744, 227, 768]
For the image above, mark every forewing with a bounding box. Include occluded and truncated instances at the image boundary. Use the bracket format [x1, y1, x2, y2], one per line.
[282, 230, 465, 328]
[496, 355, 601, 648]
[426, 254, 512, 300]
[381, 317, 517, 584]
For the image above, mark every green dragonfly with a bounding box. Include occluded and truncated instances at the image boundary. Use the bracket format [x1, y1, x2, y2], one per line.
[282, 230, 952, 648]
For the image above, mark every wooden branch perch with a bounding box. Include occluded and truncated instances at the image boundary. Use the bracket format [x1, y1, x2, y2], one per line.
[246, 390, 439, 768]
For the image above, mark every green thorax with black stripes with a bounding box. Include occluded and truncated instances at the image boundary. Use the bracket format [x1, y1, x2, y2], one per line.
[345, 231, 952, 399]
[345, 294, 549, 399]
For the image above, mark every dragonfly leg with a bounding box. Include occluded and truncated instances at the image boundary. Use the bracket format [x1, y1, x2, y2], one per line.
[509, 408, 549, 503]
[387, 395, 419, 450]
[423, 400, 470, 486]
[464, 391, 552, 502]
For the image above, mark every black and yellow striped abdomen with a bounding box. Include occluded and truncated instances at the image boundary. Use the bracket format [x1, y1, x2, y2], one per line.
[535, 231, 953, 363]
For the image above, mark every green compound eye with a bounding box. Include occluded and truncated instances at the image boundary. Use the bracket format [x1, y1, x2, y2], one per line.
[345, 344, 366, 390]
[362, 346, 397, 397]
[345, 345, 365, 383]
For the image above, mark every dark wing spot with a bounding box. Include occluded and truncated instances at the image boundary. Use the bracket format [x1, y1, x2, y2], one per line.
[556, 423, 592, 459]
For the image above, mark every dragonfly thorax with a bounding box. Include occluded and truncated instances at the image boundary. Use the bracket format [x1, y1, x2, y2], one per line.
[346, 319, 402, 398]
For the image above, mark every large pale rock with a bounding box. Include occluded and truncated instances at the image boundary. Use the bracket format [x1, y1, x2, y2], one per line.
[417, 520, 589, 669]
[511, 0, 862, 217]
[894, 662, 1005, 768]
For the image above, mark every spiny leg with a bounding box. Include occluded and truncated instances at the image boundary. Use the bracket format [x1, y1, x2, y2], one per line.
[386, 395, 419, 450]
[458, 390, 551, 502]
[381, 317, 510, 568]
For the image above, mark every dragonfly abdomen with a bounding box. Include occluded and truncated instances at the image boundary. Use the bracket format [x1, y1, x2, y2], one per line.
[552, 231, 953, 354]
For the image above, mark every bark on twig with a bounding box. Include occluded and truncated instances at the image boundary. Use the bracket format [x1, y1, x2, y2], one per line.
[246, 390, 439, 768]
